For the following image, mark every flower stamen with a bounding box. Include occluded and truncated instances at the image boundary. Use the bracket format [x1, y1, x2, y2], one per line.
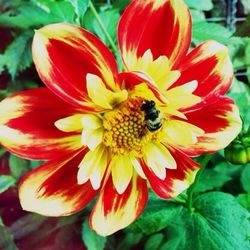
[102, 98, 158, 157]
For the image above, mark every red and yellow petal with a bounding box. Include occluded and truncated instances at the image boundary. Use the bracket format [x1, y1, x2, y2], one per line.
[173, 40, 233, 111]
[118, 71, 167, 103]
[19, 149, 98, 216]
[86, 73, 128, 110]
[33, 23, 119, 109]
[182, 97, 242, 155]
[0, 88, 82, 160]
[118, 0, 191, 70]
[142, 147, 200, 199]
[89, 174, 148, 236]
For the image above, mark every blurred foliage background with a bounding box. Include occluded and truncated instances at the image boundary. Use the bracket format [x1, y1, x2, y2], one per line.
[0, 0, 250, 249]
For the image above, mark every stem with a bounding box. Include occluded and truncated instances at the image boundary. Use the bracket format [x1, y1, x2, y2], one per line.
[89, 1, 118, 54]
[186, 154, 212, 212]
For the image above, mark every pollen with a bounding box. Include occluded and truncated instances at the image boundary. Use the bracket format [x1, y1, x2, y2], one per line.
[103, 98, 155, 157]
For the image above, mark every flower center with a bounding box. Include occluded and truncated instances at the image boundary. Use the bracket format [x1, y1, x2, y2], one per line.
[102, 98, 159, 157]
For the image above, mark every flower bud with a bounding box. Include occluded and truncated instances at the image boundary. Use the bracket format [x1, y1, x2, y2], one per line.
[225, 142, 250, 165]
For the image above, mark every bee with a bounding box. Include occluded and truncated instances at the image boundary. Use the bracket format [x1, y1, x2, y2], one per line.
[141, 100, 163, 132]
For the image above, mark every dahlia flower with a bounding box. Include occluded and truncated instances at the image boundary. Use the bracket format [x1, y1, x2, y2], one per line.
[0, 0, 241, 236]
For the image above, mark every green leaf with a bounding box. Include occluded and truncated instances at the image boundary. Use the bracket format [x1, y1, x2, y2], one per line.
[227, 78, 250, 130]
[0, 0, 22, 10]
[116, 231, 143, 250]
[245, 39, 250, 83]
[209, 0, 226, 18]
[9, 154, 30, 180]
[47, 1, 75, 23]
[192, 22, 232, 45]
[195, 167, 232, 193]
[190, 9, 205, 23]
[0, 4, 57, 28]
[227, 36, 245, 61]
[144, 233, 164, 250]
[235, 14, 250, 37]
[161, 192, 250, 250]
[84, 8, 120, 46]
[81, 219, 106, 250]
[0, 31, 33, 79]
[0, 219, 18, 250]
[0, 175, 16, 194]
[95, 9, 120, 44]
[0, 57, 3, 73]
[128, 193, 182, 234]
[212, 157, 241, 176]
[0, 91, 8, 101]
[0, 148, 6, 158]
[16, 79, 40, 90]
[0, 2, 76, 29]
[113, 0, 130, 11]
[241, 164, 250, 193]
[229, 37, 250, 72]
[185, 0, 213, 11]
[29, 160, 44, 169]
[231, 37, 250, 85]
[237, 193, 250, 211]
[67, 0, 89, 23]
[130, 192, 250, 249]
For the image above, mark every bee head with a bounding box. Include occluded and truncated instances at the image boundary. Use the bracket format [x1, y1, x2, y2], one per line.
[141, 100, 155, 111]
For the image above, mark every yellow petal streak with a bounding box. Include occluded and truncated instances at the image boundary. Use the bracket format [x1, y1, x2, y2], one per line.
[130, 157, 146, 179]
[189, 103, 242, 153]
[132, 83, 165, 104]
[81, 128, 104, 151]
[81, 114, 103, 130]
[172, 168, 199, 197]
[19, 153, 83, 217]
[34, 24, 117, 92]
[87, 74, 128, 109]
[111, 155, 133, 194]
[0, 95, 24, 124]
[152, 0, 168, 8]
[81, 114, 104, 151]
[77, 145, 108, 189]
[163, 120, 204, 147]
[54, 114, 84, 132]
[90, 174, 143, 236]
[126, 50, 180, 91]
[144, 143, 176, 179]
[165, 80, 201, 109]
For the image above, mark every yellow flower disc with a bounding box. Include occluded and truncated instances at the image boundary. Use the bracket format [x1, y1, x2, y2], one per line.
[103, 98, 159, 157]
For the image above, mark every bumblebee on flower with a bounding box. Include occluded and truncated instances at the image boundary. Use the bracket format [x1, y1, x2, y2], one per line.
[0, 0, 241, 236]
